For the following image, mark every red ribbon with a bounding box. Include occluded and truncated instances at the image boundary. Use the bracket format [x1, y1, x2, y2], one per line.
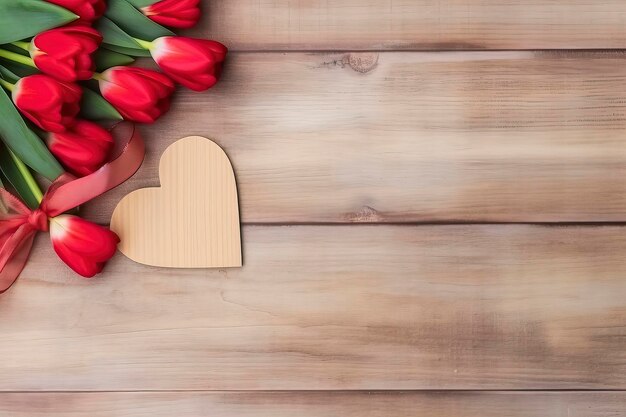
[0, 123, 145, 293]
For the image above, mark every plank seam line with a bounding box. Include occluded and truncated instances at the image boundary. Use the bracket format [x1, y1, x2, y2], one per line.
[91, 221, 626, 227]
[228, 49, 626, 53]
[240, 221, 626, 227]
[2, 389, 626, 394]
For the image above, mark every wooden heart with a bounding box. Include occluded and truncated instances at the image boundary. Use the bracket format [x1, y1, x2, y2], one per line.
[110, 136, 242, 268]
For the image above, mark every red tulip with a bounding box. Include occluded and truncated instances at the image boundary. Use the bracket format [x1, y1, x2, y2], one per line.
[98, 66, 174, 123]
[141, 0, 200, 29]
[46, 120, 114, 176]
[13, 75, 81, 133]
[151, 37, 227, 91]
[30, 26, 102, 82]
[50, 215, 119, 277]
[46, 0, 106, 24]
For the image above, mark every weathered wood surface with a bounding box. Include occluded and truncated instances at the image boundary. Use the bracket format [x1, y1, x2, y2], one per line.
[8, 1, 626, 413]
[85, 51, 626, 224]
[1, 391, 624, 417]
[194, 1, 626, 50]
[2, 225, 625, 390]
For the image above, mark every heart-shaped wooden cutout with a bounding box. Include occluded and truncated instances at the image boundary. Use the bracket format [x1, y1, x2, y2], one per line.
[111, 136, 242, 268]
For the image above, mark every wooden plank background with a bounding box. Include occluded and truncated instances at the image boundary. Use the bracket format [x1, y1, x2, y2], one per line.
[1, 392, 624, 416]
[2, 225, 626, 390]
[3, 0, 626, 415]
[84, 51, 626, 224]
[193, 1, 626, 50]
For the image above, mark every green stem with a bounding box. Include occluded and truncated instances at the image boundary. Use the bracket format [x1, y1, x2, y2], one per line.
[11, 41, 30, 51]
[133, 37, 154, 50]
[0, 48, 36, 68]
[8, 150, 43, 203]
[92, 72, 104, 81]
[0, 78, 14, 92]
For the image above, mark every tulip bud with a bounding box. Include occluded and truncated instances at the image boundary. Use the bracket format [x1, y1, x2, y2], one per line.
[97, 66, 175, 123]
[46, 120, 114, 177]
[30, 26, 102, 82]
[46, 0, 106, 24]
[141, 0, 200, 29]
[50, 214, 120, 277]
[151, 36, 227, 91]
[13, 75, 81, 133]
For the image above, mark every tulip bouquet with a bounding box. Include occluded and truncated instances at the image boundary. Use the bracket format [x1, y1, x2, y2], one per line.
[0, 0, 227, 292]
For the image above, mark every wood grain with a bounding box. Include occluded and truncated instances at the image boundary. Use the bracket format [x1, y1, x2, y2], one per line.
[2, 225, 625, 390]
[111, 136, 242, 268]
[194, 1, 626, 50]
[86, 51, 626, 224]
[0, 391, 624, 416]
[7, 1, 626, 413]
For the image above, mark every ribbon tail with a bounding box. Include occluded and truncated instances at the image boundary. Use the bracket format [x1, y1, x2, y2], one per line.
[0, 122, 144, 293]
[0, 226, 37, 294]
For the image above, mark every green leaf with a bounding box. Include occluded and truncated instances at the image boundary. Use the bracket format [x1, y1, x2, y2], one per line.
[102, 44, 152, 57]
[106, 0, 174, 41]
[0, 43, 30, 56]
[80, 87, 123, 121]
[0, 87, 63, 181]
[0, 142, 39, 208]
[95, 16, 146, 50]
[0, 0, 78, 44]
[94, 48, 135, 71]
[0, 64, 20, 83]
[0, 174, 7, 213]
[125, 0, 156, 7]
[0, 60, 38, 78]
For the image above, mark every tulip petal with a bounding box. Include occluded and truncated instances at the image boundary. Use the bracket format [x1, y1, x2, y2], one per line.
[100, 66, 174, 123]
[47, 120, 113, 176]
[31, 20, 101, 81]
[142, 0, 200, 29]
[152, 37, 227, 91]
[50, 215, 119, 277]
[13, 75, 81, 132]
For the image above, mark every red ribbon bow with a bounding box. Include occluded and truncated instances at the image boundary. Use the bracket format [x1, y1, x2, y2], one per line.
[0, 123, 145, 293]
